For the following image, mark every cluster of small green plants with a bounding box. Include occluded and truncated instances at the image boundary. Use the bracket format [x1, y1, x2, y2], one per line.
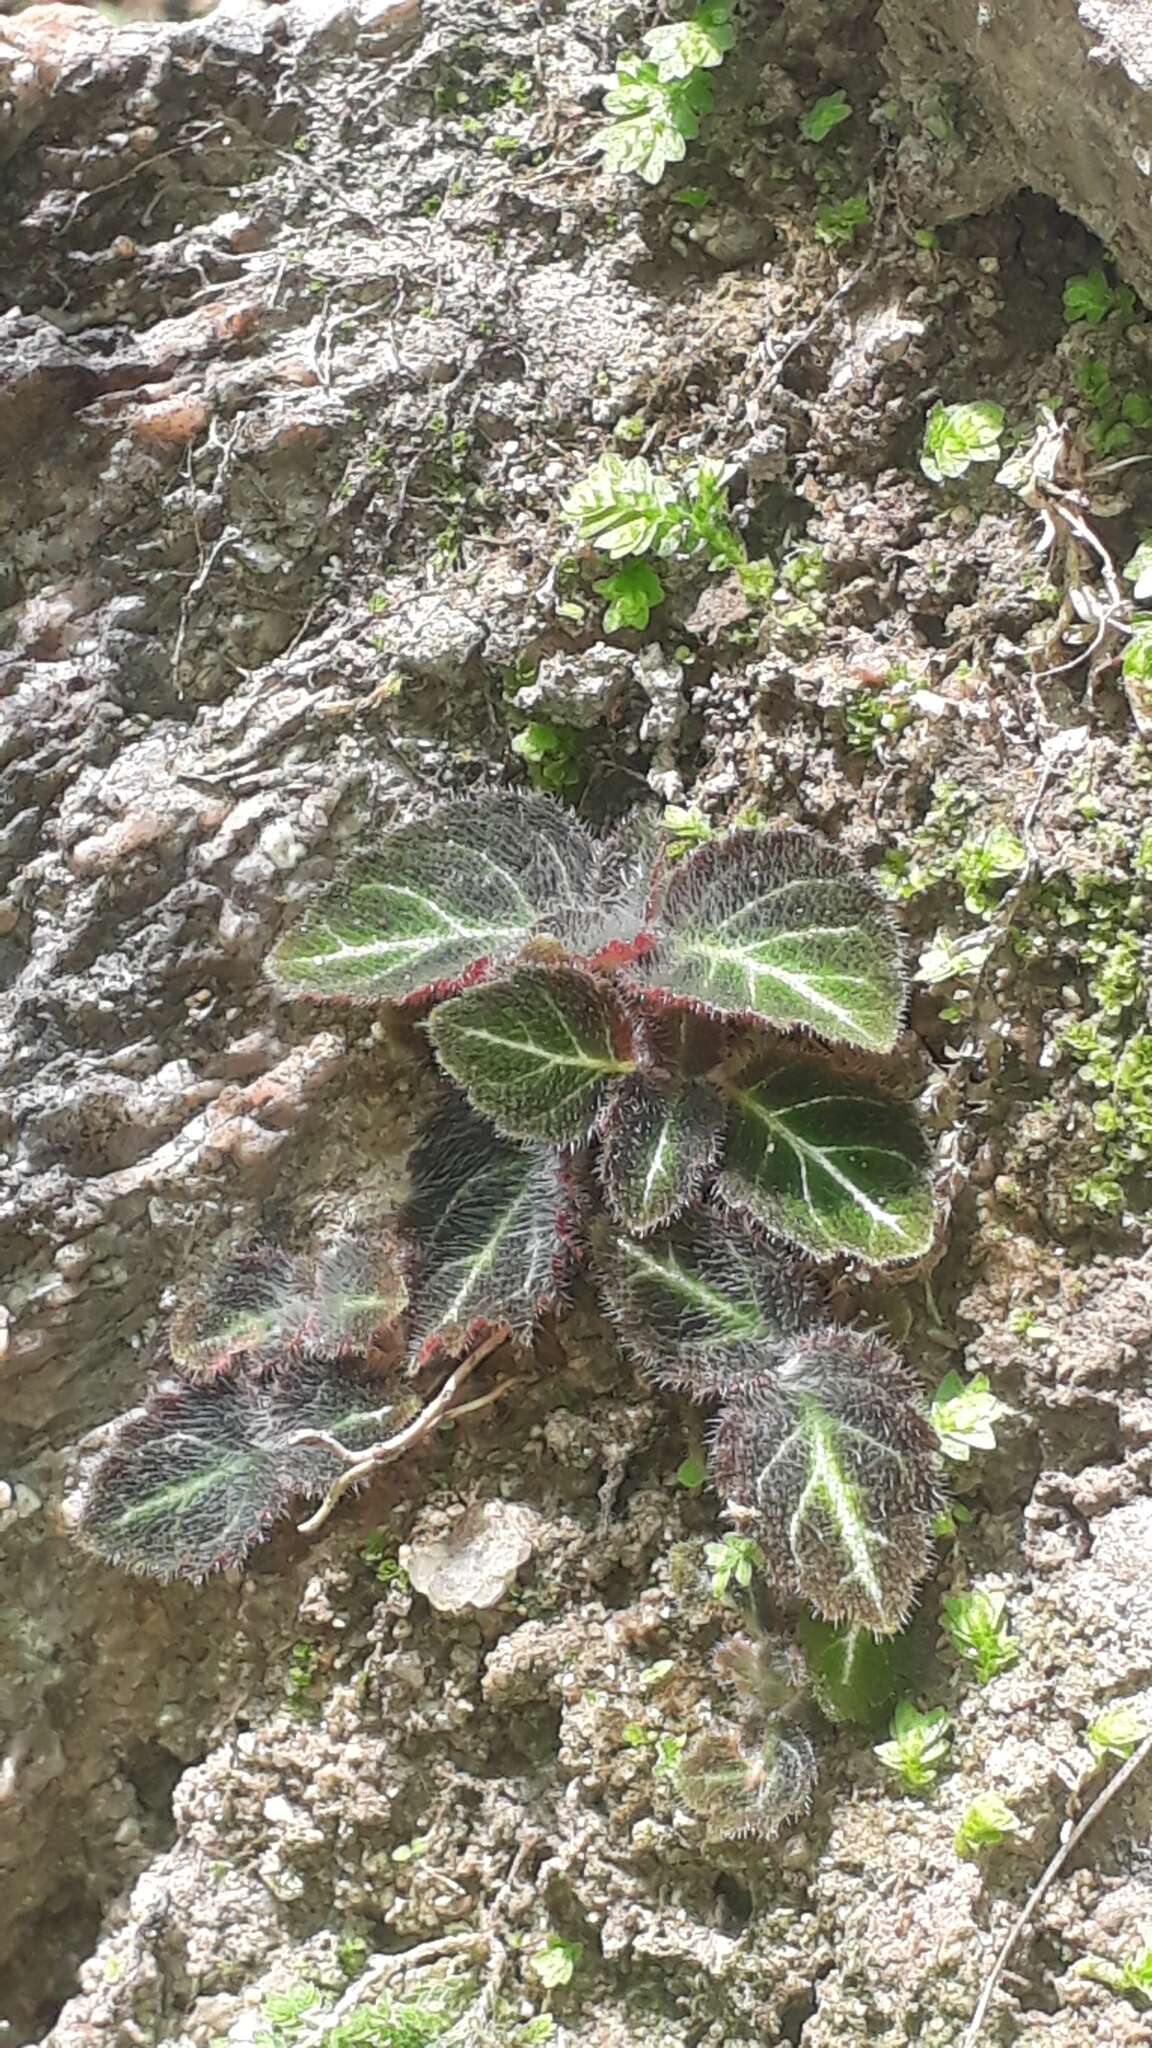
[79, 795, 947, 1647]
[919, 259, 1152, 705]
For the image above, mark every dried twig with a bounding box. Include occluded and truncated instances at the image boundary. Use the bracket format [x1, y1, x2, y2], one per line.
[963, 1733, 1152, 2048]
[294, 1325, 512, 1536]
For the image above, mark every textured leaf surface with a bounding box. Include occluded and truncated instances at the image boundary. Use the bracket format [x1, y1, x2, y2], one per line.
[677, 1725, 816, 1839]
[598, 1073, 723, 1232]
[304, 1232, 408, 1357]
[79, 1362, 397, 1581]
[720, 1058, 934, 1263]
[269, 794, 599, 1001]
[404, 1094, 575, 1351]
[169, 1247, 314, 1376]
[639, 828, 905, 1049]
[711, 1328, 941, 1632]
[594, 1209, 808, 1393]
[428, 966, 635, 1142]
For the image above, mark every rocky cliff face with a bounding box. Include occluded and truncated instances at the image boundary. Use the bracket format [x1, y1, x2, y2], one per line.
[4, 3, 1152, 2045]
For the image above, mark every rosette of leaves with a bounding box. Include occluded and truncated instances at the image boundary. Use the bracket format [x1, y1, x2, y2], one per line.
[271, 794, 931, 1263]
[710, 1328, 943, 1634]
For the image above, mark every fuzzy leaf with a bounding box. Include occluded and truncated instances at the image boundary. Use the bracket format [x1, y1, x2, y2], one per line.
[594, 1208, 808, 1393]
[676, 1724, 816, 1838]
[428, 965, 635, 1142]
[720, 1058, 934, 1264]
[169, 1246, 314, 1376]
[78, 1362, 398, 1581]
[598, 1073, 724, 1233]
[639, 828, 905, 1050]
[303, 1232, 408, 1357]
[269, 795, 599, 1002]
[710, 1328, 942, 1632]
[404, 1094, 576, 1352]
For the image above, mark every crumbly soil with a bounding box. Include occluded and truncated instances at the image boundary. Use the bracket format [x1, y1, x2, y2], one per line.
[3, 2, 1152, 2045]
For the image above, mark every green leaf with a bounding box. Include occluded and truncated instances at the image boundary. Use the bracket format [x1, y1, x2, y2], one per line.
[797, 1617, 908, 1725]
[645, 3, 734, 79]
[940, 1588, 1019, 1682]
[598, 1073, 724, 1233]
[813, 193, 869, 245]
[639, 827, 906, 1050]
[711, 1329, 942, 1631]
[954, 1792, 1019, 1856]
[874, 1700, 951, 1790]
[597, 61, 714, 185]
[563, 452, 681, 556]
[79, 1362, 397, 1581]
[593, 1208, 808, 1393]
[800, 90, 852, 141]
[720, 1057, 934, 1263]
[920, 400, 1005, 482]
[268, 794, 598, 1002]
[930, 1369, 1006, 1462]
[169, 1245, 314, 1375]
[428, 965, 635, 1142]
[305, 1230, 408, 1357]
[594, 560, 665, 631]
[528, 1937, 582, 1990]
[404, 1094, 575, 1352]
[1063, 268, 1117, 326]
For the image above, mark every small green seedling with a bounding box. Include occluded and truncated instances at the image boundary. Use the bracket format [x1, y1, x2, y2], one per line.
[1075, 1942, 1152, 2009]
[1063, 267, 1133, 327]
[953, 1792, 1019, 1857]
[594, 560, 664, 631]
[800, 91, 852, 142]
[1085, 1700, 1150, 1764]
[916, 928, 995, 988]
[654, 1731, 687, 1778]
[510, 720, 583, 793]
[596, 4, 734, 186]
[941, 1589, 1019, 1683]
[954, 825, 1026, 914]
[920, 401, 1005, 482]
[874, 1701, 951, 1791]
[932, 1501, 974, 1541]
[676, 1452, 707, 1491]
[661, 801, 713, 858]
[813, 194, 869, 246]
[1124, 537, 1152, 602]
[564, 452, 744, 569]
[706, 1533, 765, 1602]
[930, 1372, 1006, 1462]
[527, 1937, 582, 1992]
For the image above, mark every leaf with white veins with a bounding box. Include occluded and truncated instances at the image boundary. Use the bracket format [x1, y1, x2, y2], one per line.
[710, 1328, 941, 1633]
[78, 1360, 399, 1581]
[404, 1093, 575, 1353]
[428, 965, 635, 1142]
[269, 794, 599, 1002]
[594, 1208, 808, 1393]
[720, 1057, 933, 1264]
[598, 1073, 724, 1232]
[638, 828, 905, 1050]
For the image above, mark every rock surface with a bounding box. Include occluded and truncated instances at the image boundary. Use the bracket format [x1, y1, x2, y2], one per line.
[3, 1, 1152, 2045]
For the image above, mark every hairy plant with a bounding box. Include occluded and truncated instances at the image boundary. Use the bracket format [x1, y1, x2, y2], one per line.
[676, 1722, 817, 1839]
[78, 795, 948, 1653]
[710, 1329, 942, 1632]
